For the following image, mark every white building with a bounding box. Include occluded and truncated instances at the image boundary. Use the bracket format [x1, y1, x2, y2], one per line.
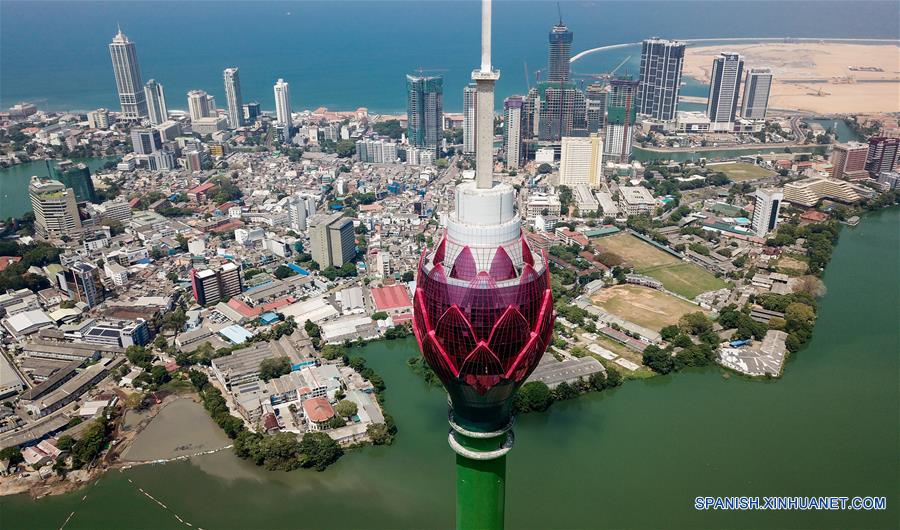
[187, 89, 211, 122]
[223, 67, 244, 128]
[741, 68, 773, 120]
[750, 188, 783, 237]
[274, 78, 292, 128]
[87, 108, 110, 129]
[463, 83, 477, 154]
[618, 186, 656, 216]
[559, 134, 603, 188]
[144, 79, 168, 125]
[108, 27, 147, 119]
[707, 52, 744, 125]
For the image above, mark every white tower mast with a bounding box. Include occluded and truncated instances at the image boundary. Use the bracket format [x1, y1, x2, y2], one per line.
[473, 0, 500, 189]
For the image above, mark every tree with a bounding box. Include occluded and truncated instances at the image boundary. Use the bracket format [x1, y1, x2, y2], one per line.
[373, 119, 403, 139]
[514, 381, 553, 413]
[660, 325, 681, 342]
[679, 312, 713, 336]
[274, 265, 296, 279]
[335, 400, 358, 419]
[150, 365, 171, 386]
[643, 345, 675, 374]
[125, 345, 153, 368]
[589, 371, 607, 391]
[0, 446, 23, 466]
[56, 435, 75, 452]
[259, 356, 291, 381]
[401, 270, 415, 282]
[605, 366, 623, 387]
[794, 275, 826, 298]
[554, 381, 579, 400]
[367, 423, 394, 445]
[335, 139, 356, 158]
[371, 311, 389, 321]
[537, 163, 552, 174]
[305, 320, 321, 339]
[299, 431, 343, 471]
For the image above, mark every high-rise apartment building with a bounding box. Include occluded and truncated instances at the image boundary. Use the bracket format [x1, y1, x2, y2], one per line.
[750, 188, 783, 237]
[356, 139, 398, 164]
[29, 177, 83, 240]
[187, 90, 211, 122]
[144, 79, 168, 125]
[604, 78, 639, 162]
[463, 83, 477, 155]
[503, 96, 523, 169]
[223, 68, 244, 129]
[636, 38, 685, 121]
[829, 142, 870, 180]
[528, 83, 587, 141]
[407, 75, 444, 157]
[309, 213, 356, 269]
[130, 128, 163, 155]
[707, 53, 744, 124]
[560, 134, 604, 188]
[287, 196, 308, 231]
[865, 137, 899, 177]
[274, 78, 293, 129]
[585, 82, 608, 132]
[741, 68, 773, 120]
[108, 27, 147, 119]
[547, 21, 573, 83]
[191, 262, 243, 305]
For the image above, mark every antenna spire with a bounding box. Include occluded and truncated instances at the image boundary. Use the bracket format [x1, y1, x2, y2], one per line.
[557, 2, 563, 25]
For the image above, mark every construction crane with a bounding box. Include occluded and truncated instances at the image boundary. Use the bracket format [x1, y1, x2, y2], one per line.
[412, 67, 449, 76]
[524, 61, 530, 90]
[610, 56, 631, 76]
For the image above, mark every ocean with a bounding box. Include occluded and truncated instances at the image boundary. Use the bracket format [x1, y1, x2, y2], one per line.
[2, 1, 899, 114]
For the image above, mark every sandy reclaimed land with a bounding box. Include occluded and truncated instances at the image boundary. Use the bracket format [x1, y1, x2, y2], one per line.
[683, 43, 900, 114]
[122, 398, 230, 462]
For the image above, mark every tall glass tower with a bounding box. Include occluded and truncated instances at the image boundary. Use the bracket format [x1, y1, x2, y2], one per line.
[707, 52, 744, 124]
[406, 74, 444, 158]
[144, 79, 168, 125]
[108, 26, 147, 120]
[413, 1, 554, 528]
[547, 21, 572, 83]
[636, 38, 685, 121]
[223, 67, 244, 129]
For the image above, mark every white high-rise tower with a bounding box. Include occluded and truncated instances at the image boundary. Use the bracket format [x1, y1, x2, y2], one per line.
[108, 26, 147, 119]
[223, 68, 244, 129]
[144, 79, 168, 125]
[274, 79, 292, 128]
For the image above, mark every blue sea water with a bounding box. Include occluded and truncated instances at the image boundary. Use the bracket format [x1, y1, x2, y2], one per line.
[1, 1, 898, 114]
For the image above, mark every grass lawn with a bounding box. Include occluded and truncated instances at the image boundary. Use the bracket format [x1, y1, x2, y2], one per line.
[776, 254, 809, 276]
[591, 284, 703, 331]
[595, 232, 679, 268]
[639, 262, 729, 299]
[709, 162, 776, 182]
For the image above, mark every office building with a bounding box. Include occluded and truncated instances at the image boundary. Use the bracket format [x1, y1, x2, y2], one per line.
[274, 78, 293, 128]
[463, 83, 477, 154]
[406, 74, 443, 157]
[191, 262, 243, 305]
[187, 89, 211, 122]
[87, 108, 110, 129]
[243, 102, 261, 123]
[741, 68, 772, 120]
[223, 67, 244, 129]
[559, 134, 603, 188]
[636, 38, 685, 121]
[707, 53, 744, 124]
[865, 137, 899, 177]
[547, 20, 573, 83]
[57, 161, 97, 203]
[503, 96, 523, 169]
[750, 188, 783, 236]
[108, 27, 147, 119]
[585, 82, 608, 132]
[143, 79, 168, 125]
[309, 213, 356, 269]
[287, 196, 308, 231]
[604, 78, 639, 162]
[65, 262, 102, 308]
[130, 128, 162, 155]
[830, 142, 870, 180]
[29, 177, 82, 240]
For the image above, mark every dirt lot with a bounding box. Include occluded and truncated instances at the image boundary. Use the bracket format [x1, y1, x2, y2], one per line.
[709, 162, 776, 182]
[595, 233, 679, 269]
[591, 284, 704, 331]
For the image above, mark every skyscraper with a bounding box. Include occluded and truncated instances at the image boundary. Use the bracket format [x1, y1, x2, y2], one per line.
[605, 78, 639, 162]
[531, 83, 587, 141]
[273, 78, 293, 128]
[636, 38, 685, 121]
[143, 79, 168, 125]
[741, 68, 773, 120]
[187, 90, 211, 122]
[108, 27, 147, 119]
[865, 137, 899, 177]
[57, 162, 97, 203]
[585, 82, 608, 133]
[750, 188, 783, 237]
[707, 52, 744, 125]
[412, 2, 554, 527]
[463, 83, 477, 155]
[547, 20, 573, 83]
[406, 74, 443, 157]
[223, 67, 244, 129]
[503, 96, 523, 169]
[29, 177, 83, 240]
[560, 134, 604, 188]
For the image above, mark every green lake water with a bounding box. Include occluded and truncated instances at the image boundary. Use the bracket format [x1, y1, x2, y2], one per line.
[1, 209, 897, 530]
[0, 157, 116, 221]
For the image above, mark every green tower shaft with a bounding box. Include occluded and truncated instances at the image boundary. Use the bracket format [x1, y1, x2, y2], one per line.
[449, 410, 514, 530]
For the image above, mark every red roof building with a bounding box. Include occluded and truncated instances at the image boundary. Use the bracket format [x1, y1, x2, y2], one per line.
[303, 398, 335, 430]
[371, 285, 412, 312]
[800, 210, 829, 223]
[0, 256, 21, 272]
